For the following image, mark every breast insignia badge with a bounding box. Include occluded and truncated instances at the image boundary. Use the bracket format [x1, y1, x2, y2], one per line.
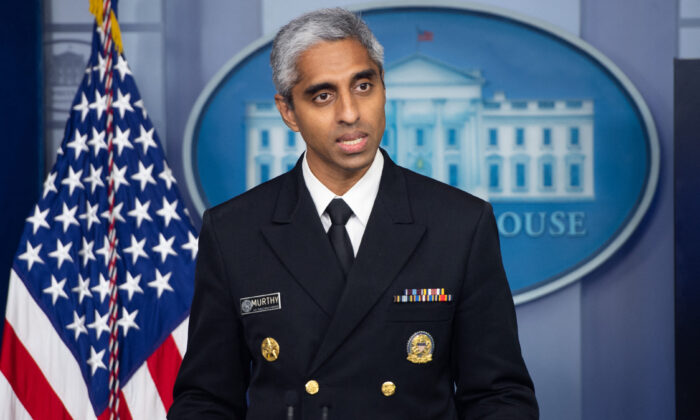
[261, 337, 280, 362]
[406, 331, 434, 364]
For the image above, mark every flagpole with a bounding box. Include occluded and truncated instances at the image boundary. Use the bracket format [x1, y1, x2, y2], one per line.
[91, 0, 122, 417]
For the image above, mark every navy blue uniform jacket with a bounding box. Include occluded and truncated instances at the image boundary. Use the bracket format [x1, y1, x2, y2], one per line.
[169, 151, 538, 419]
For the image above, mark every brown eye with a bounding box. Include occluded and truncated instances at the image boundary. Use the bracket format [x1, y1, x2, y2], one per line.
[356, 82, 371, 92]
[314, 92, 331, 103]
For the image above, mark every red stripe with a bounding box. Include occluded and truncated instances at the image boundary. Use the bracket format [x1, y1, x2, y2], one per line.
[97, 390, 133, 420]
[147, 335, 182, 411]
[0, 320, 72, 419]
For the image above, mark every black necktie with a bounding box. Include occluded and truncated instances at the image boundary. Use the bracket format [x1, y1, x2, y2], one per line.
[325, 198, 354, 276]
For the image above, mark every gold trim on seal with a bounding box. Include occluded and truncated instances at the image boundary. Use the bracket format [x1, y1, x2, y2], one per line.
[406, 331, 434, 364]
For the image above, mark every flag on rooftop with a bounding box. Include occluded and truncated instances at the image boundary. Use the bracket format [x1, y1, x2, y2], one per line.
[417, 28, 434, 42]
[0, 1, 196, 418]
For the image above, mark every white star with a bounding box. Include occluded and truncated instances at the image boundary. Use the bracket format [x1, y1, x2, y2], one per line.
[95, 25, 106, 45]
[66, 311, 87, 340]
[87, 127, 107, 156]
[134, 99, 148, 119]
[66, 129, 89, 159]
[86, 346, 107, 376]
[57, 146, 64, 156]
[123, 234, 148, 265]
[91, 273, 112, 304]
[181, 232, 199, 261]
[131, 161, 156, 191]
[112, 126, 133, 156]
[159, 161, 177, 190]
[96, 236, 119, 265]
[114, 55, 132, 81]
[72, 273, 93, 304]
[156, 197, 181, 227]
[152, 234, 177, 263]
[26, 205, 50, 234]
[61, 166, 84, 196]
[43, 275, 68, 305]
[42, 172, 57, 198]
[119, 271, 144, 301]
[112, 89, 134, 119]
[127, 198, 152, 228]
[100, 201, 126, 224]
[107, 163, 129, 193]
[117, 307, 140, 336]
[79, 200, 101, 230]
[82, 164, 104, 193]
[48, 239, 73, 269]
[18, 241, 43, 271]
[84, 64, 92, 86]
[72, 93, 90, 122]
[54, 203, 80, 232]
[88, 310, 110, 340]
[93, 52, 107, 82]
[148, 269, 174, 298]
[78, 237, 96, 267]
[89, 89, 107, 119]
[134, 125, 157, 155]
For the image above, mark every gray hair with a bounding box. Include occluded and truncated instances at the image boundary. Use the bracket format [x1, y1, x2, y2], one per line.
[270, 8, 384, 104]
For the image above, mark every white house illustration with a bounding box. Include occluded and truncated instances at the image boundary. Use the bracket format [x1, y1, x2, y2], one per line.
[244, 53, 594, 201]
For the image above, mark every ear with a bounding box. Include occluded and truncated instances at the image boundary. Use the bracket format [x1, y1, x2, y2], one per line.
[275, 94, 299, 132]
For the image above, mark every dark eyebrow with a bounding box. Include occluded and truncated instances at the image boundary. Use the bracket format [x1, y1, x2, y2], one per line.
[302, 68, 379, 97]
[304, 82, 336, 97]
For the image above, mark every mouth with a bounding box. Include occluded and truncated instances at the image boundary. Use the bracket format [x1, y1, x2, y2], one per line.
[336, 132, 369, 153]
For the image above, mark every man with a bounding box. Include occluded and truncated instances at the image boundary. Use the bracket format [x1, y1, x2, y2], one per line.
[170, 8, 537, 419]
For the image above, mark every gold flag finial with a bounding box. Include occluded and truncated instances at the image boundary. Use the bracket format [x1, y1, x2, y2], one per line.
[89, 0, 124, 54]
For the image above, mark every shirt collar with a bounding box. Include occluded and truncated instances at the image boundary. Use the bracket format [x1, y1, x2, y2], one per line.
[302, 150, 384, 226]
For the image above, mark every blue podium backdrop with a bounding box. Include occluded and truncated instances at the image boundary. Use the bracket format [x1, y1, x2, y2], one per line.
[183, 5, 658, 303]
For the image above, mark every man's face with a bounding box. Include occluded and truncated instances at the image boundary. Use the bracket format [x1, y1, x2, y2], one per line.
[275, 38, 386, 187]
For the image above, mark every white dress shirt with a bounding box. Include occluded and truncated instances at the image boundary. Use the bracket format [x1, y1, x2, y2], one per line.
[302, 150, 384, 256]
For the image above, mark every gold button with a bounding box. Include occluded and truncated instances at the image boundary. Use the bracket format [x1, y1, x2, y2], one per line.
[381, 381, 396, 396]
[261, 337, 280, 362]
[305, 380, 319, 395]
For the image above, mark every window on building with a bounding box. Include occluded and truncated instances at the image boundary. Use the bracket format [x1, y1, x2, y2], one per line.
[287, 131, 295, 148]
[543, 163, 553, 188]
[447, 128, 457, 147]
[416, 128, 424, 147]
[543, 128, 552, 147]
[515, 163, 526, 188]
[261, 130, 270, 148]
[448, 164, 459, 187]
[488, 128, 498, 147]
[515, 128, 525, 147]
[570, 163, 581, 188]
[570, 127, 580, 146]
[489, 164, 499, 189]
[260, 163, 270, 183]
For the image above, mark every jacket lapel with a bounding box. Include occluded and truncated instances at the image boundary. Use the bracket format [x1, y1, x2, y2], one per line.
[308, 154, 425, 374]
[261, 165, 345, 317]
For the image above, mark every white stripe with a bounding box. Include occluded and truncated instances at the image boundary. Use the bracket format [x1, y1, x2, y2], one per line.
[0, 373, 33, 420]
[122, 363, 167, 420]
[5, 269, 97, 419]
[171, 317, 189, 357]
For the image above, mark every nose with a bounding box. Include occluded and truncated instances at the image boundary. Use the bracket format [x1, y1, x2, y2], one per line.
[336, 91, 359, 125]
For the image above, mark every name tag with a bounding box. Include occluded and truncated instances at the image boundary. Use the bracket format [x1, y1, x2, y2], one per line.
[240, 292, 282, 315]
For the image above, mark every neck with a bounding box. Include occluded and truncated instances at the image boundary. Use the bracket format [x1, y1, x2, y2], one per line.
[306, 159, 371, 196]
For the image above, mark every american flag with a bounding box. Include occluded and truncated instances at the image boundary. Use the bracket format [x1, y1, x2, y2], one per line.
[417, 29, 434, 42]
[0, 1, 196, 418]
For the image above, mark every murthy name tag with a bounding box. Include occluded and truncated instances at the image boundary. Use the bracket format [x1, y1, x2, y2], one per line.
[240, 292, 281, 316]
